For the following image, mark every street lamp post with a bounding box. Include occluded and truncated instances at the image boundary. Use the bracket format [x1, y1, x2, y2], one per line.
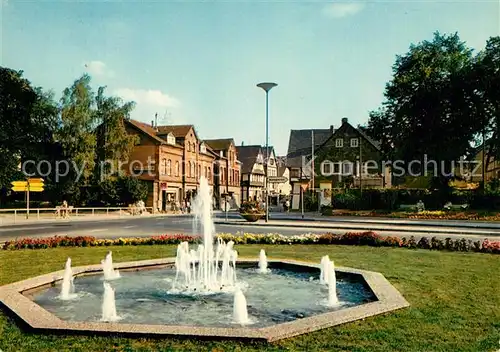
[257, 82, 277, 223]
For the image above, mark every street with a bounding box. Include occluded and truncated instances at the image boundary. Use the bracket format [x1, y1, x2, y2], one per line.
[0, 213, 499, 243]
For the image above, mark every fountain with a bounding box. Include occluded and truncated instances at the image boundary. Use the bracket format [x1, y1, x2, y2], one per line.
[101, 282, 119, 322]
[327, 260, 339, 306]
[258, 249, 268, 273]
[232, 287, 250, 325]
[320, 255, 330, 284]
[101, 251, 120, 280]
[23, 177, 394, 339]
[172, 176, 238, 293]
[59, 257, 76, 300]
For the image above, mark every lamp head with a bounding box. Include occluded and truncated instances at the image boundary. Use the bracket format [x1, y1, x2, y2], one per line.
[257, 82, 277, 92]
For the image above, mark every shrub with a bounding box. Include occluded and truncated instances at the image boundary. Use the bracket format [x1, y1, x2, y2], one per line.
[239, 200, 264, 214]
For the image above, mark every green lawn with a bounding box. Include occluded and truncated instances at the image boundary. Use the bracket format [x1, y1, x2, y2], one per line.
[0, 245, 499, 352]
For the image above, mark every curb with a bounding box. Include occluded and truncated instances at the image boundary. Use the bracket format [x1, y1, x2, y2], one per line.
[247, 216, 500, 230]
[213, 221, 500, 236]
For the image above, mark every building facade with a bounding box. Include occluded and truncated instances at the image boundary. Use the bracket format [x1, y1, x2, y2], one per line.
[286, 118, 391, 210]
[123, 120, 215, 211]
[204, 139, 242, 209]
[286, 126, 335, 210]
[236, 145, 265, 202]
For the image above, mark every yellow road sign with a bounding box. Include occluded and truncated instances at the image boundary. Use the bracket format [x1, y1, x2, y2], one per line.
[28, 188, 44, 192]
[28, 178, 44, 184]
[11, 186, 28, 192]
[11, 181, 28, 187]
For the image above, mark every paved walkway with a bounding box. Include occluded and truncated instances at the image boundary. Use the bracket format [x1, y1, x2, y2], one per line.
[266, 212, 500, 229]
[213, 218, 500, 236]
[0, 211, 223, 227]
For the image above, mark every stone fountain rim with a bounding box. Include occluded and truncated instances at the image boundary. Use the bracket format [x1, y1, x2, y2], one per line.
[0, 257, 409, 342]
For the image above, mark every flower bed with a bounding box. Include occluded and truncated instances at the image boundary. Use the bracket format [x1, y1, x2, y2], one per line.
[329, 209, 500, 221]
[2, 232, 499, 254]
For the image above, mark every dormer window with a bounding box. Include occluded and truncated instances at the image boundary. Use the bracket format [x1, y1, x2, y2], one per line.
[335, 138, 343, 148]
[350, 138, 359, 147]
[166, 133, 176, 145]
[200, 144, 207, 154]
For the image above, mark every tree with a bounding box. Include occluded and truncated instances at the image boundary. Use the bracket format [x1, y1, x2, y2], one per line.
[56, 74, 96, 202]
[0, 67, 58, 192]
[366, 32, 481, 186]
[94, 86, 138, 181]
[471, 36, 500, 176]
[116, 176, 148, 205]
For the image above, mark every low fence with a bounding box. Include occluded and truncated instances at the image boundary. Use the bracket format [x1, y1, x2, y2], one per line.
[0, 207, 155, 223]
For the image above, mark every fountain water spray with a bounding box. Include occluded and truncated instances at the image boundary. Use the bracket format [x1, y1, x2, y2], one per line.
[172, 176, 238, 293]
[258, 249, 268, 273]
[101, 282, 119, 322]
[327, 260, 338, 306]
[320, 255, 330, 284]
[233, 288, 250, 325]
[59, 257, 76, 300]
[101, 251, 120, 280]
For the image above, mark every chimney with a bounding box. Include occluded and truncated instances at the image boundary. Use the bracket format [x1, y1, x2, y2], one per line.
[330, 125, 334, 133]
[241, 141, 244, 146]
[151, 120, 154, 128]
[341, 117, 348, 124]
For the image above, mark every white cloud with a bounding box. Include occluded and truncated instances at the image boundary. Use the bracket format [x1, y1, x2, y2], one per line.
[114, 88, 181, 122]
[114, 88, 180, 108]
[323, 2, 365, 18]
[83, 60, 114, 78]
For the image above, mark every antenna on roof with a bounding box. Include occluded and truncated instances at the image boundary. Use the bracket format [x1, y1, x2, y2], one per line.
[156, 109, 172, 126]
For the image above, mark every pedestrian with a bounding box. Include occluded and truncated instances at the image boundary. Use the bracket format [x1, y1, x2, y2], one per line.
[187, 199, 191, 214]
[285, 199, 290, 212]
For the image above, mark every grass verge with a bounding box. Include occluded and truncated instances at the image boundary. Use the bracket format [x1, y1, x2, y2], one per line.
[0, 245, 499, 352]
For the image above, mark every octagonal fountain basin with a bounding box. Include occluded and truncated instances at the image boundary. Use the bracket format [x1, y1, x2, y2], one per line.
[30, 261, 375, 328]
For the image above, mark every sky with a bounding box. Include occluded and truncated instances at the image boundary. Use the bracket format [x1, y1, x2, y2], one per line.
[1, 1, 499, 155]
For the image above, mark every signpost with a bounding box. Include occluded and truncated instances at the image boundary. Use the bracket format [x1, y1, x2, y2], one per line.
[11, 178, 45, 218]
[267, 176, 288, 183]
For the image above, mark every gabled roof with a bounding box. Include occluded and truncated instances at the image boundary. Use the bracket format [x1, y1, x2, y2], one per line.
[286, 128, 334, 167]
[261, 146, 276, 159]
[277, 165, 288, 177]
[203, 138, 234, 151]
[286, 128, 334, 159]
[157, 125, 196, 139]
[356, 126, 381, 151]
[319, 121, 381, 151]
[126, 119, 167, 145]
[236, 145, 262, 174]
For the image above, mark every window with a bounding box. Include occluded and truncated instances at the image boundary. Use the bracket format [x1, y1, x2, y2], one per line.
[167, 134, 175, 145]
[167, 159, 171, 176]
[175, 161, 180, 176]
[191, 162, 195, 178]
[198, 164, 201, 178]
[161, 158, 167, 175]
[200, 144, 206, 153]
[350, 138, 359, 147]
[342, 162, 353, 175]
[187, 161, 191, 177]
[335, 138, 343, 148]
[187, 143, 190, 152]
[208, 167, 211, 180]
[205, 166, 208, 178]
[322, 161, 332, 174]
